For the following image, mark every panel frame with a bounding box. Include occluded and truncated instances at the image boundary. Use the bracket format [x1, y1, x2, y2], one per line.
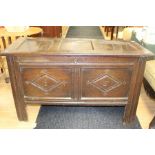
[16, 62, 76, 102]
[78, 62, 135, 102]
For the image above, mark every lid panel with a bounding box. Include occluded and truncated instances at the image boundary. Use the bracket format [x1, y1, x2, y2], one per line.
[1, 37, 154, 58]
[15, 38, 55, 52]
[59, 39, 93, 50]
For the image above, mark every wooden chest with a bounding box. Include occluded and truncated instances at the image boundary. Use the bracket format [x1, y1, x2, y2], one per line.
[1, 37, 154, 123]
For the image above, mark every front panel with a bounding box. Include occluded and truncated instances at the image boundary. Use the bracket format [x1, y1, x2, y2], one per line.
[18, 65, 75, 101]
[80, 66, 133, 101]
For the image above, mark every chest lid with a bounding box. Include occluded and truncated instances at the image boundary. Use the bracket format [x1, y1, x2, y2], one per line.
[1, 37, 154, 59]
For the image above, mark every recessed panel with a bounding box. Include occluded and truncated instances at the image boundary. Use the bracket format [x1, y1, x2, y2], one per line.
[20, 67, 74, 100]
[93, 40, 138, 52]
[80, 67, 132, 100]
[59, 40, 93, 51]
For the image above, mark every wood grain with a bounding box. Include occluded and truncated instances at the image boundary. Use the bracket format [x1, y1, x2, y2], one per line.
[0, 37, 154, 124]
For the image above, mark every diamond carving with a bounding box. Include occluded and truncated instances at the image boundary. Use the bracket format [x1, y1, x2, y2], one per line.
[25, 70, 67, 94]
[87, 74, 126, 93]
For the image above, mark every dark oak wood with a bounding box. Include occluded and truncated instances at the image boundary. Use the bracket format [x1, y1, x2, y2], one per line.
[104, 26, 116, 40]
[39, 26, 62, 37]
[104, 26, 123, 40]
[0, 37, 154, 123]
[6, 56, 27, 120]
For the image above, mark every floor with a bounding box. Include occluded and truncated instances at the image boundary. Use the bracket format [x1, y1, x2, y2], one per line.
[0, 26, 155, 129]
[0, 75, 40, 128]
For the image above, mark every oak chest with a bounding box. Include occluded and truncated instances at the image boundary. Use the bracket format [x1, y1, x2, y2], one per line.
[1, 37, 154, 123]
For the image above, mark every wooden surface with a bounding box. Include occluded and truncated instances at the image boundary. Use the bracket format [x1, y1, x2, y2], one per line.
[104, 26, 120, 40]
[1, 37, 155, 57]
[0, 27, 43, 50]
[0, 79, 40, 128]
[1, 79, 155, 129]
[39, 26, 62, 37]
[0, 27, 43, 37]
[0, 37, 154, 124]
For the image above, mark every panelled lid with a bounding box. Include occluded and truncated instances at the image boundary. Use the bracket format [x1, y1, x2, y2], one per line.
[0, 37, 154, 58]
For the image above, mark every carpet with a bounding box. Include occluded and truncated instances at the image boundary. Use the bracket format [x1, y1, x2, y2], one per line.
[66, 26, 104, 39]
[35, 26, 141, 129]
[35, 106, 141, 129]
